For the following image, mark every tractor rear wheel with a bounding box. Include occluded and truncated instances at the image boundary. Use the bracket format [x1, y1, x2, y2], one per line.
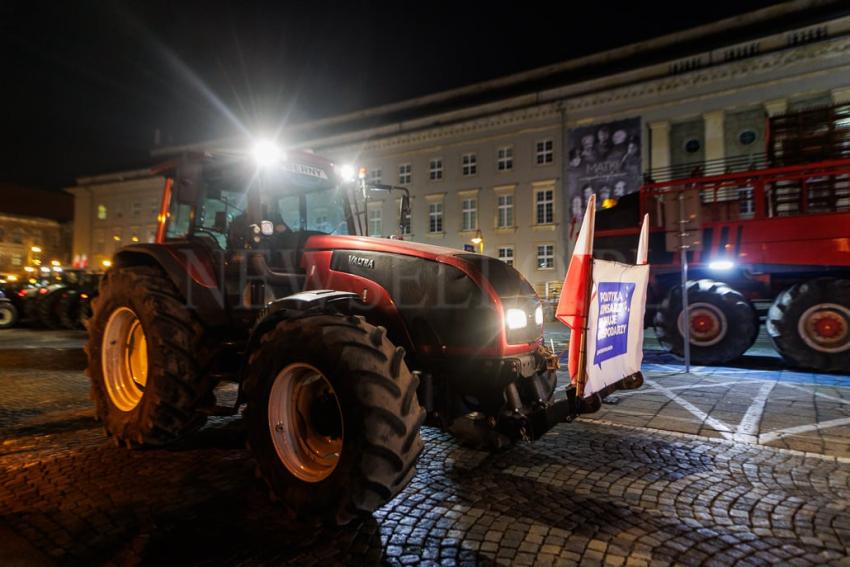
[767, 278, 850, 372]
[58, 289, 82, 329]
[0, 300, 18, 329]
[243, 314, 425, 525]
[654, 279, 759, 365]
[37, 286, 66, 329]
[86, 265, 211, 447]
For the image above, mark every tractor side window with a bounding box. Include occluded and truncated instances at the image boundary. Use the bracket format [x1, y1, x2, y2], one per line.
[165, 202, 192, 240]
[197, 190, 246, 248]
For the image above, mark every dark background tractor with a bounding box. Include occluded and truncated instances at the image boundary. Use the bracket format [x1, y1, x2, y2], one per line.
[87, 145, 629, 524]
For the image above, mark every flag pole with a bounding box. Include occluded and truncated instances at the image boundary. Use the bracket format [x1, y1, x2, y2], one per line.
[575, 257, 594, 399]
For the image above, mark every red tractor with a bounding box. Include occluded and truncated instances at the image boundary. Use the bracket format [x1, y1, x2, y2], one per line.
[595, 157, 850, 372]
[86, 145, 636, 524]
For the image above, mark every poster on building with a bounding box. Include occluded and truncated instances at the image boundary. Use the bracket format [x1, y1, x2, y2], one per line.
[566, 117, 642, 223]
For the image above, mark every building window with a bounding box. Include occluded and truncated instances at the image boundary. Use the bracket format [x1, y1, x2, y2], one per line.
[132, 202, 141, 217]
[537, 244, 554, 270]
[146, 226, 157, 243]
[535, 189, 554, 224]
[461, 198, 477, 231]
[497, 194, 514, 228]
[150, 199, 160, 216]
[462, 153, 477, 176]
[368, 168, 383, 185]
[536, 139, 554, 165]
[368, 206, 382, 236]
[497, 146, 513, 171]
[97, 204, 107, 220]
[11, 228, 22, 244]
[498, 246, 514, 267]
[11, 254, 22, 267]
[0, 228, 4, 242]
[429, 158, 443, 181]
[399, 163, 412, 185]
[429, 202, 443, 233]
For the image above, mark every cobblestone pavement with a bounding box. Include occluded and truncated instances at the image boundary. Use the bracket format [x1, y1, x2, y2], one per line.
[2, 331, 850, 565]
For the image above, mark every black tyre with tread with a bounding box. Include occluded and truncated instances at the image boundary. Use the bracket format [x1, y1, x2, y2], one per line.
[86, 265, 212, 447]
[243, 314, 425, 525]
[37, 286, 67, 329]
[654, 279, 759, 365]
[58, 289, 82, 329]
[767, 278, 850, 372]
[0, 300, 18, 329]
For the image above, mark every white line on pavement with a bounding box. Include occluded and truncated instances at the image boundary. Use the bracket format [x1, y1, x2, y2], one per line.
[615, 380, 767, 397]
[644, 379, 735, 440]
[760, 416, 850, 443]
[780, 382, 850, 405]
[734, 381, 776, 442]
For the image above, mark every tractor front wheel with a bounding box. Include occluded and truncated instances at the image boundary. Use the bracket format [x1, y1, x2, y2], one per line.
[767, 278, 850, 372]
[243, 314, 425, 525]
[86, 266, 211, 447]
[0, 300, 18, 329]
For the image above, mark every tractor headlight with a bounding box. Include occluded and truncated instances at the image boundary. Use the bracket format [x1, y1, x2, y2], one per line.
[505, 308, 528, 330]
[534, 305, 543, 326]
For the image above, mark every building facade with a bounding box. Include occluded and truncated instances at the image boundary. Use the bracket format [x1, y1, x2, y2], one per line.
[0, 184, 73, 274]
[67, 169, 164, 269]
[94, 2, 850, 298]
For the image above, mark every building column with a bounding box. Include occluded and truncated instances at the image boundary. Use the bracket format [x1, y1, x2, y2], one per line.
[649, 121, 671, 175]
[831, 87, 850, 105]
[764, 98, 788, 117]
[703, 110, 725, 163]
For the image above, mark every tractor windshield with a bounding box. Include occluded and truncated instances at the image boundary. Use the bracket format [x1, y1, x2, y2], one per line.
[269, 188, 351, 235]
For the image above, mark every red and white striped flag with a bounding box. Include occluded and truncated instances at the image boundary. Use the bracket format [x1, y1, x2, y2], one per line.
[555, 195, 596, 383]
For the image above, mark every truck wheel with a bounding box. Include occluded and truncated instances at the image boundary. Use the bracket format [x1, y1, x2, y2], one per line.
[243, 314, 425, 525]
[85, 266, 211, 447]
[767, 278, 850, 372]
[37, 286, 66, 329]
[58, 290, 82, 329]
[654, 279, 758, 365]
[0, 300, 18, 329]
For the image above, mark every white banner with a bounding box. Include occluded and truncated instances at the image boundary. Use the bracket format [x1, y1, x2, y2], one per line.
[584, 260, 649, 397]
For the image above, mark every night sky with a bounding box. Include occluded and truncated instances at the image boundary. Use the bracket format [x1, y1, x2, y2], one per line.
[2, 1, 782, 189]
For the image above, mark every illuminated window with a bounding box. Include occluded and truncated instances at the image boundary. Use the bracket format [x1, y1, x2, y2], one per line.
[537, 244, 554, 269]
[497, 194, 514, 228]
[428, 202, 443, 233]
[535, 189, 554, 224]
[536, 139, 554, 165]
[429, 158, 443, 181]
[461, 198, 477, 231]
[399, 163, 412, 185]
[97, 204, 107, 220]
[498, 246, 514, 266]
[462, 153, 477, 176]
[497, 146, 513, 171]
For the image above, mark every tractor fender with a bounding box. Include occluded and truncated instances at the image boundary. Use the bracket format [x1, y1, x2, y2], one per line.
[244, 289, 361, 360]
[113, 243, 229, 328]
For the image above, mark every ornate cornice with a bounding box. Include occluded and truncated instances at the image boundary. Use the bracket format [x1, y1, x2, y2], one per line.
[318, 35, 850, 156]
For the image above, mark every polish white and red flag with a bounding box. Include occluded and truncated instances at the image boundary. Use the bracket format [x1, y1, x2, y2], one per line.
[555, 195, 596, 383]
[556, 194, 651, 398]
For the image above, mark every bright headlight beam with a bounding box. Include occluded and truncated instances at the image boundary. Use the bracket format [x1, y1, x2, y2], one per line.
[338, 164, 357, 183]
[252, 140, 282, 167]
[506, 308, 528, 330]
[708, 260, 735, 270]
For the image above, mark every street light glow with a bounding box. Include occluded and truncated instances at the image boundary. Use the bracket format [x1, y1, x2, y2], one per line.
[31, 246, 42, 253]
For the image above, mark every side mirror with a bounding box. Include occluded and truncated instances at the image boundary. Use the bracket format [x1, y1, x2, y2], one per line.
[399, 194, 411, 234]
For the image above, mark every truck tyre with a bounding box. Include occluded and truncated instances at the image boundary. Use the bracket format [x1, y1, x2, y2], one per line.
[86, 266, 211, 447]
[767, 278, 850, 372]
[37, 286, 66, 329]
[654, 279, 759, 365]
[0, 300, 18, 329]
[58, 289, 82, 329]
[243, 314, 425, 525]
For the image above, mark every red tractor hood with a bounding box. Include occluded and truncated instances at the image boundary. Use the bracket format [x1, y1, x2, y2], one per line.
[304, 234, 468, 263]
